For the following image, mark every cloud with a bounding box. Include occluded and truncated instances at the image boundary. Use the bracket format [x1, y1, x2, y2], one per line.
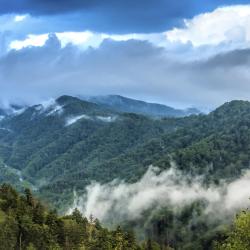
[0, 1, 249, 33]
[67, 166, 250, 224]
[0, 0, 192, 33]
[2, 5, 250, 60]
[166, 5, 250, 48]
[8, 31, 167, 51]
[9, 33, 49, 50]
[14, 14, 27, 22]
[2, 34, 250, 108]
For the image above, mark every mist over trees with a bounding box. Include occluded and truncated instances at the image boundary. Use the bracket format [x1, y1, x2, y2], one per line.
[0, 184, 145, 250]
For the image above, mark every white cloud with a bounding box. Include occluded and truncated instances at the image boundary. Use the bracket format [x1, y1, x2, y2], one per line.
[46, 105, 63, 116]
[65, 114, 91, 126]
[96, 116, 117, 122]
[3, 5, 250, 59]
[14, 15, 27, 22]
[166, 5, 250, 47]
[8, 31, 166, 51]
[68, 166, 250, 223]
[7, 5, 250, 60]
[56, 31, 94, 47]
[9, 34, 49, 50]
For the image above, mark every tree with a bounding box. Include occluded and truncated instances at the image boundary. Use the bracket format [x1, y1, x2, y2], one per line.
[33, 202, 45, 225]
[24, 188, 34, 207]
[215, 210, 250, 250]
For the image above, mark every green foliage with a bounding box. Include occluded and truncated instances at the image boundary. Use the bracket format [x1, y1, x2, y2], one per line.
[215, 210, 250, 250]
[1, 98, 250, 249]
[0, 184, 143, 250]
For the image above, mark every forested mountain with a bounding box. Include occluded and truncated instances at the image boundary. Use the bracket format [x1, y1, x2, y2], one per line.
[0, 96, 250, 249]
[83, 95, 200, 117]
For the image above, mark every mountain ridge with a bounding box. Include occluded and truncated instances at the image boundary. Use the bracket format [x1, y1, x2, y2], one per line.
[0, 96, 250, 249]
[82, 94, 201, 117]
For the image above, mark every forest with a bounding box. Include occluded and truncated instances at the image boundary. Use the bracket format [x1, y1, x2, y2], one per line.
[0, 183, 144, 250]
[0, 97, 250, 249]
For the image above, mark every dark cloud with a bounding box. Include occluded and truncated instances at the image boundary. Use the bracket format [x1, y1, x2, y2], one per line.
[0, 0, 191, 33]
[201, 49, 250, 68]
[1, 0, 250, 33]
[1, 34, 250, 109]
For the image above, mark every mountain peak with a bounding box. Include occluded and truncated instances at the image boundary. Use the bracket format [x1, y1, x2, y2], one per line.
[213, 100, 250, 115]
[56, 95, 81, 105]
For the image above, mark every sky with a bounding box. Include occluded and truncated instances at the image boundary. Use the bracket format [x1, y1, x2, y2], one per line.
[1, 0, 250, 109]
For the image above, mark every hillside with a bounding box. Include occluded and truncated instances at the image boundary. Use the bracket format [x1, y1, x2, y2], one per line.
[0, 97, 250, 249]
[0, 96, 177, 206]
[0, 98, 250, 204]
[40, 100, 250, 205]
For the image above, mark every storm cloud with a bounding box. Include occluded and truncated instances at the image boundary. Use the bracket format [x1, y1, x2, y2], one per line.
[1, 0, 250, 33]
[1, 34, 250, 109]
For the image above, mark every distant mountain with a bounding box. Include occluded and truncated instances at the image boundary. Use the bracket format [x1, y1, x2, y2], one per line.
[83, 95, 200, 117]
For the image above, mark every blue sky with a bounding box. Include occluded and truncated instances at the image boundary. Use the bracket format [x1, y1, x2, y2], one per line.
[1, 0, 250, 109]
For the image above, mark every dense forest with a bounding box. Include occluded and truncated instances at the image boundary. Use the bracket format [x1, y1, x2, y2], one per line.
[0, 96, 250, 249]
[0, 183, 162, 250]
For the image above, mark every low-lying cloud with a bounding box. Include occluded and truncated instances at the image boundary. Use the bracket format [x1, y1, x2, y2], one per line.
[68, 166, 250, 224]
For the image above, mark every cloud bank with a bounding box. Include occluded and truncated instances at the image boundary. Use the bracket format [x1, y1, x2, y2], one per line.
[2, 33, 250, 109]
[4, 5, 250, 53]
[1, 5, 250, 109]
[68, 166, 250, 224]
[166, 5, 250, 48]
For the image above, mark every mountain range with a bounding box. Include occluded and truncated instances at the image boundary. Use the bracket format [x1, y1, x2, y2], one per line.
[0, 95, 201, 196]
[82, 95, 201, 117]
[0, 95, 250, 249]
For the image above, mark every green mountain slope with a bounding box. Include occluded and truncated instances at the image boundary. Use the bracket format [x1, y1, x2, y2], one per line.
[1, 98, 250, 206]
[1, 97, 250, 249]
[0, 96, 183, 200]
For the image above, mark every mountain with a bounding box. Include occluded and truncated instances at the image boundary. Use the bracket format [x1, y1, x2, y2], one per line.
[83, 94, 201, 117]
[1, 96, 250, 249]
[0, 104, 26, 120]
[0, 96, 170, 193]
[0, 97, 249, 204]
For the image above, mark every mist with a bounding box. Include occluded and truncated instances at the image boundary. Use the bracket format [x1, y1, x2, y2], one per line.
[68, 166, 250, 225]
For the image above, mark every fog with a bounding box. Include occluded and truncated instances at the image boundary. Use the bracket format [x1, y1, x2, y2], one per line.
[68, 166, 250, 224]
